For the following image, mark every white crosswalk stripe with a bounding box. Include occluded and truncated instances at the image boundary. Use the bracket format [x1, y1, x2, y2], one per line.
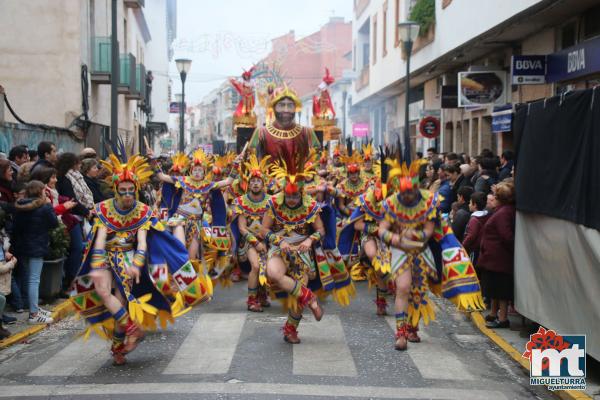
[23, 312, 474, 381]
[385, 317, 475, 380]
[28, 336, 110, 377]
[163, 313, 247, 375]
[293, 315, 358, 377]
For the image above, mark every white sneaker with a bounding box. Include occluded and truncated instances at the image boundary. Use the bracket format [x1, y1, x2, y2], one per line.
[38, 308, 53, 317]
[28, 313, 54, 325]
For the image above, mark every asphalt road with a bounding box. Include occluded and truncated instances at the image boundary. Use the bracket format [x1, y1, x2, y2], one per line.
[0, 282, 554, 400]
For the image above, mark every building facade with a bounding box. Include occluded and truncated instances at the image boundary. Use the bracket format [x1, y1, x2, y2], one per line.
[350, 0, 600, 156]
[0, 0, 174, 155]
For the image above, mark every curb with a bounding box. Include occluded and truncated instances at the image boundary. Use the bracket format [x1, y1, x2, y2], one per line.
[0, 300, 74, 349]
[469, 311, 592, 400]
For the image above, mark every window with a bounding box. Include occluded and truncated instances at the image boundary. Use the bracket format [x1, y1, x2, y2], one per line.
[383, 2, 388, 57]
[372, 14, 377, 65]
[362, 43, 370, 67]
[559, 20, 578, 50]
[583, 6, 600, 40]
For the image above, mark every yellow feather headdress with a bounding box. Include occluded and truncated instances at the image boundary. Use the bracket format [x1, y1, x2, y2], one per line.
[270, 155, 316, 195]
[244, 152, 271, 181]
[340, 152, 363, 174]
[191, 147, 210, 168]
[362, 143, 374, 161]
[100, 154, 153, 190]
[386, 158, 428, 192]
[170, 152, 190, 174]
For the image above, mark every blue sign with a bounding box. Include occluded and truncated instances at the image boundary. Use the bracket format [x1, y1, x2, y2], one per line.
[547, 36, 600, 83]
[511, 55, 546, 84]
[169, 102, 186, 113]
[492, 105, 513, 133]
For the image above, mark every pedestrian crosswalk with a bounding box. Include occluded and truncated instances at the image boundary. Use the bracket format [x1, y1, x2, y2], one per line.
[385, 317, 475, 381]
[21, 311, 481, 382]
[293, 315, 358, 377]
[164, 313, 246, 375]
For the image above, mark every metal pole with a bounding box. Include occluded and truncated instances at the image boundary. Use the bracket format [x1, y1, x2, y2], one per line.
[342, 90, 347, 140]
[403, 40, 413, 162]
[179, 72, 186, 152]
[110, 0, 119, 145]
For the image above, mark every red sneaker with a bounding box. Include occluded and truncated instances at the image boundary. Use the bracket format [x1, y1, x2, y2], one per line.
[231, 269, 241, 282]
[257, 290, 271, 308]
[123, 320, 145, 354]
[282, 322, 301, 344]
[374, 297, 388, 316]
[111, 343, 127, 366]
[298, 287, 323, 321]
[407, 325, 421, 343]
[395, 324, 409, 351]
[247, 296, 263, 313]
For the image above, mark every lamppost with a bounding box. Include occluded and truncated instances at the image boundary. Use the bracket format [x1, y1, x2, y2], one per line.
[397, 21, 420, 162]
[175, 58, 192, 152]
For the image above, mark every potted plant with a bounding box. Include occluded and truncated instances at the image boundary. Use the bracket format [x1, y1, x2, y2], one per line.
[40, 222, 70, 299]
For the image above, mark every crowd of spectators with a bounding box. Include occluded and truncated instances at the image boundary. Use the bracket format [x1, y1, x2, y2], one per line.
[420, 147, 516, 329]
[0, 142, 112, 338]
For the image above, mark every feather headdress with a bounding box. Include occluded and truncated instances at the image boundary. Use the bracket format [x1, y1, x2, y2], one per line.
[100, 154, 153, 190]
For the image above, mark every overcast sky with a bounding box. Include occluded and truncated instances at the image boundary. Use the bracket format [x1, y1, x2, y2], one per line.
[168, 0, 353, 104]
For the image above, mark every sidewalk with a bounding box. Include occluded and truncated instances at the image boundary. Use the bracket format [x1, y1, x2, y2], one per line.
[469, 311, 600, 400]
[0, 299, 73, 349]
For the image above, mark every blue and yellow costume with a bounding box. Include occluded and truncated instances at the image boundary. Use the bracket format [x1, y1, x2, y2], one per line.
[70, 155, 212, 363]
[379, 158, 485, 348]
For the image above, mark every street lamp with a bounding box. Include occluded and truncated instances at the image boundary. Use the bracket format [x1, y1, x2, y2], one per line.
[175, 58, 192, 152]
[398, 21, 420, 162]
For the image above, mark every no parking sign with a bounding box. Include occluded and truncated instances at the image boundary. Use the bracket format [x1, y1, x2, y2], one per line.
[419, 116, 440, 139]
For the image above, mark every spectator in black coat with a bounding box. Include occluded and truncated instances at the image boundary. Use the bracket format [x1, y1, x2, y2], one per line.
[80, 158, 107, 204]
[56, 153, 90, 293]
[12, 181, 58, 324]
[498, 150, 514, 182]
[474, 157, 499, 196]
[451, 186, 474, 242]
[31, 142, 57, 175]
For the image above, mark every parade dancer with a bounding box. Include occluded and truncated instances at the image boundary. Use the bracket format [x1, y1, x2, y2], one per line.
[361, 143, 377, 184]
[260, 149, 354, 344]
[338, 149, 392, 315]
[70, 155, 213, 365]
[378, 157, 485, 350]
[155, 148, 241, 264]
[335, 150, 371, 219]
[231, 153, 271, 312]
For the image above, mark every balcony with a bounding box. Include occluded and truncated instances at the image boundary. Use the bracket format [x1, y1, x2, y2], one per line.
[91, 37, 112, 84]
[356, 68, 370, 92]
[126, 63, 146, 101]
[124, 0, 144, 8]
[118, 53, 137, 96]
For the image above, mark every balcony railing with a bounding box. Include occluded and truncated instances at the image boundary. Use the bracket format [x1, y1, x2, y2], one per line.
[118, 53, 137, 96]
[126, 63, 146, 101]
[124, 0, 144, 8]
[91, 37, 112, 84]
